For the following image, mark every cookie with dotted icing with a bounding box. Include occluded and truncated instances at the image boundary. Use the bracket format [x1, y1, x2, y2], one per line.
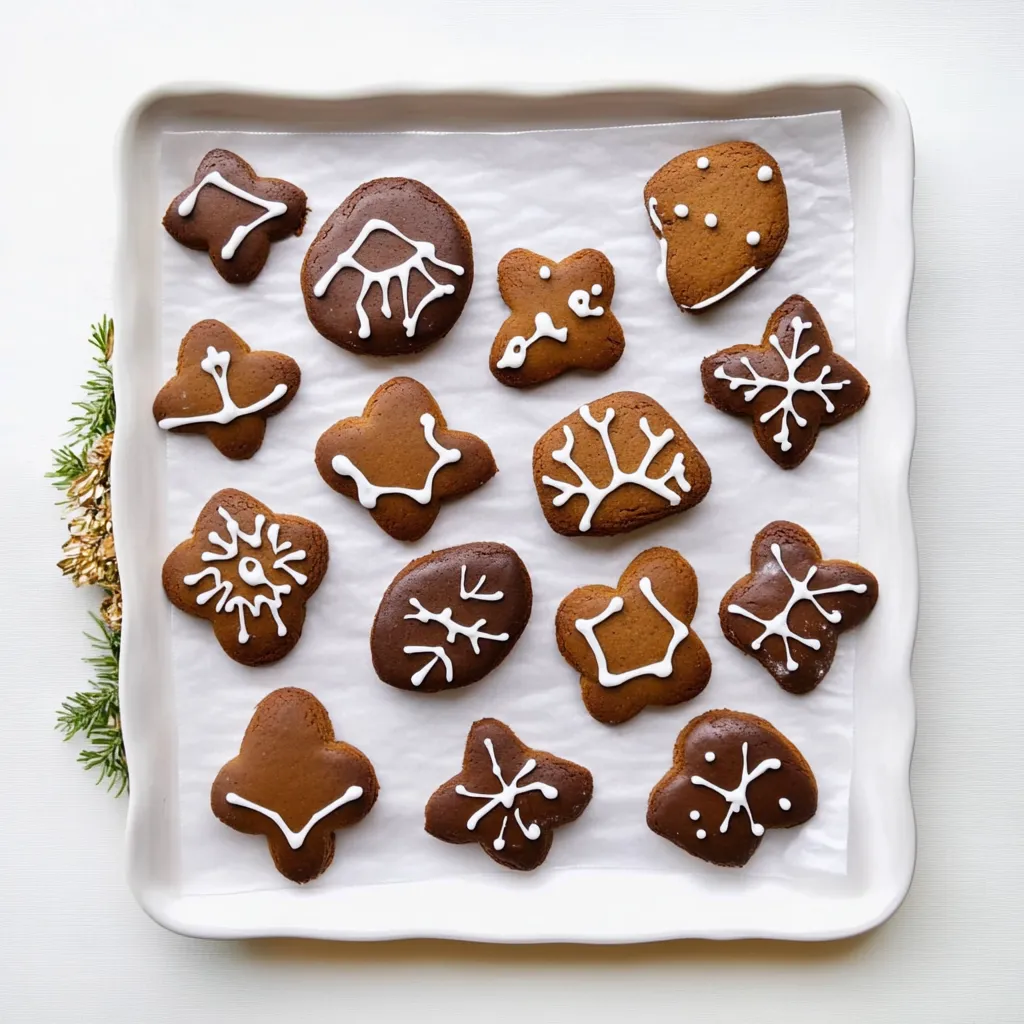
[424, 719, 593, 871]
[211, 688, 378, 884]
[371, 542, 532, 693]
[701, 295, 869, 468]
[152, 320, 301, 460]
[489, 248, 625, 387]
[163, 149, 308, 284]
[647, 709, 817, 867]
[644, 141, 788, 312]
[314, 377, 496, 542]
[555, 547, 712, 725]
[301, 177, 473, 356]
[162, 489, 328, 666]
[532, 391, 711, 537]
[720, 521, 878, 693]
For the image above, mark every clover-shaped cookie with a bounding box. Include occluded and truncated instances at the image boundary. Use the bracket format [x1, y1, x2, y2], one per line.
[488, 248, 625, 387]
[720, 521, 878, 693]
[212, 688, 378, 883]
[152, 319, 301, 460]
[647, 709, 817, 867]
[645, 141, 788, 312]
[556, 547, 712, 724]
[701, 295, 870, 468]
[314, 377, 497, 542]
[162, 489, 328, 666]
[163, 149, 307, 284]
[425, 719, 593, 871]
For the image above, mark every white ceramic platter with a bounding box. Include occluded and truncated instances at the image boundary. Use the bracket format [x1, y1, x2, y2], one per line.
[114, 79, 916, 942]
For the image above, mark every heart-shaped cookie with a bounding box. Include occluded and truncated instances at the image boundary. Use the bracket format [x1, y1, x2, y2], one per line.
[647, 709, 817, 867]
[556, 547, 712, 724]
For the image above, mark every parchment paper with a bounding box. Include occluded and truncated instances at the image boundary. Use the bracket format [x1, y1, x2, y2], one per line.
[159, 111, 857, 895]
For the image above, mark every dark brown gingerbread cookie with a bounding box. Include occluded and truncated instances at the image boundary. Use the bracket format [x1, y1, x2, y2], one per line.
[370, 542, 532, 692]
[555, 547, 711, 725]
[301, 177, 473, 355]
[645, 141, 788, 312]
[532, 391, 711, 536]
[720, 521, 878, 693]
[211, 688, 378, 884]
[489, 248, 624, 387]
[425, 719, 593, 871]
[314, 377, 496, 542]
[647, 709, 817, 867]
[701, 295, 870, 468]
[152, 319, 300, 460]
[163, 149, 307, 284]
[162, 489, 328, 666]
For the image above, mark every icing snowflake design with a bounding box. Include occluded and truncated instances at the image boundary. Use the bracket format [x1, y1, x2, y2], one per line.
[541, 404, 690, 533]
[182, 507, 308, 643]
[690, 741, 781, 837]
[727, 542, 868, 671]
[713, 317, 851, 451]
[312, 218, 465, 339]
[455, 737, 559, 851]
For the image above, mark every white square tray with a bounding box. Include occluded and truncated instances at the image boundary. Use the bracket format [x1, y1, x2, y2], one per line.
[114, 78, 917, 943]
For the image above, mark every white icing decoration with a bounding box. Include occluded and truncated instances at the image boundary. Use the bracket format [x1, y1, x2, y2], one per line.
[673, 203, 689, 218]
[705, 752, 716, 763]
[779, 797, 792, 811]
[691, 741, 781, 837]
[746, 231, 761, 246]
[727, 541, 868, 671]
[704, 213, 718, 228]
[455, 736, 558, 849]
[696, 156, 710, 169]
[331, 412, 461, 508]
[647, 197, 668, 285]
[182, 508, 307, 644]
[689, 810, 700, 821]
[538, 266, 551, 280]
[568, 289, 604, 318]
[590, 283, 602, 297]
[177, 171, 288, 261]
[157, 347, 288, 430]
[460, 565, 503, 602]
[696, 829, 707, 839]
[541, 403, 690, 534]
[681, 266, 761, 311]
[757, 165, 774, 182]
[225, 785, 363, 850]
[312, 218, 465, 339]
[496, 311, 568, 369]
[573, 577, 689, 688]
[402, 645, 453, 687]
[712, 316, 852, 451]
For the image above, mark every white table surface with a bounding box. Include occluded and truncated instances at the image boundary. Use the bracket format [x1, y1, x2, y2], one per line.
[1, 1, 1021, 1020]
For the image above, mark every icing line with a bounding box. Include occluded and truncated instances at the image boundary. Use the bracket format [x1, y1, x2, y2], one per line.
[225, 785, 364, 849]
[496, 311, 567, 370]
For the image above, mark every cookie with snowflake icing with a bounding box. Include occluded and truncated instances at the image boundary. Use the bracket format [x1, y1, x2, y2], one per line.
[425, 719, 593, 871]
[645, 141, 788, 312]
[301, 177, 474, 356]
[720, 521, 878, 693]
[152, 320, 301, 460]
[647, 709, 817, 867]
[212, 688, 378, 883]
[489, 247, 625, 387]
[701, 295, 870, 468]
[163, 149, 308, 284]
[371, 542, 532, 692]
[555, 547, 712, 724]
[532, 390, 711, 536]
[162, 489, 328, 666]
[314, 377, 496, 542]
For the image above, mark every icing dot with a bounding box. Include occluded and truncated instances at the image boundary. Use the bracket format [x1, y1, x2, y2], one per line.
[689, 810, 700, 821]
[779, 797, 792, 811]
[696, 156, 710, 169]
[590, 283, 602, 296]
[758, 165, 773, 182]
[696, 829, 707, 839]
[673, 203, 689, 218]
[746, 231, 761, 246]
[538, 266, 551, 280]
[704, 752, 715, 763]
[704, 213, 718, 228]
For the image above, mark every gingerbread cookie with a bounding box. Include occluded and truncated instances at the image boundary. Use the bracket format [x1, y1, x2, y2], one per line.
[163, 149, 307, 284]
[645, 141, 788, 312]
[162, 489, 328, 666]
[647, 709, 817, 867]
[489, 248, 624, 387]
[314, 377, 496, 542]
[301, 177, 473, 355]
[211, 688, 378, 884]
[371, 543, 532, 692]
[555, 547, 711, 725]
[533, 391, 711, 536]
[701, 296, 869, 468]
[720, 521, 878, 693]
[425, 719, 593, 871]
[152, 320, 300, 460]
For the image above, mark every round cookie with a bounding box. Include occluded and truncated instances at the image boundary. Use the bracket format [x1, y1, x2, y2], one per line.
[644, 141, 788, 312]
[301, 177, 474, 355]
